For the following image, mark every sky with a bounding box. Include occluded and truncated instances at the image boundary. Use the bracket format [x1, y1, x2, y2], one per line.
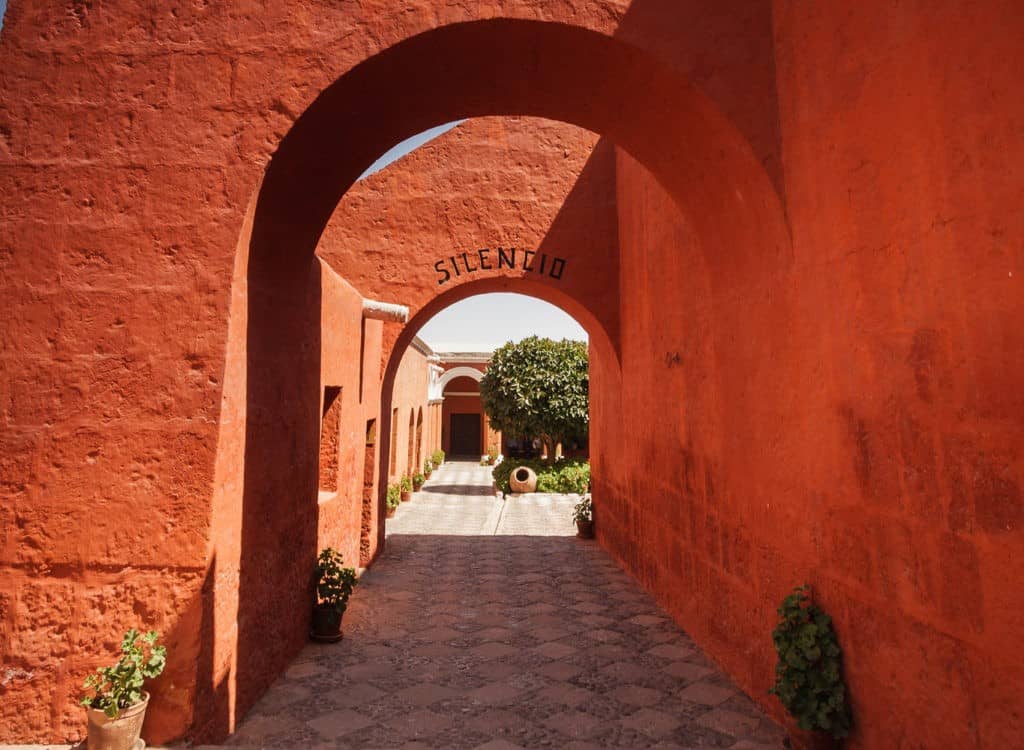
[359, 122, 462, 180]
[416, 293, 588, 352]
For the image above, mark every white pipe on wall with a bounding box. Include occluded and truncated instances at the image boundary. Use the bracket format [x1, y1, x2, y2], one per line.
[362, 298, 409, 322]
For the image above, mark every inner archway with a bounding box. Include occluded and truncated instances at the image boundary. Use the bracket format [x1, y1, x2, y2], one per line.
[377, 278, 618, 541]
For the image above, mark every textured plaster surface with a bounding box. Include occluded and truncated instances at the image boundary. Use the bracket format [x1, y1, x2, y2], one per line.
[0, 1, 1021, 747]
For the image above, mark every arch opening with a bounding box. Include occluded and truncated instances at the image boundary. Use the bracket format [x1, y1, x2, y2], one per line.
[231, 16, 790, 742]
[380, 281, 602, 487]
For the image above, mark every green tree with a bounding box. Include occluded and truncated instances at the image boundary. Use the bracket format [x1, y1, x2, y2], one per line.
[480, 336, 588, 464]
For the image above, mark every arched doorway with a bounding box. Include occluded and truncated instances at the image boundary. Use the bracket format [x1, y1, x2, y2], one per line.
[437, 367, 485, 458]
[234, 17, 788, 741]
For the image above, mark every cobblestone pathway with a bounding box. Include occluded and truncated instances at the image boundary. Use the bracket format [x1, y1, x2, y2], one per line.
[219, 462, 786, 750]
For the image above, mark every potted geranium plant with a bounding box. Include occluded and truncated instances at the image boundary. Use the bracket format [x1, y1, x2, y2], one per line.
[310, 548, 358, 643]
[431, 449, 445, 467]
[80, 628, 166, 750]
[423, 459, 433, 479]
[769, 585, 852, 749]
[572, 494, 594, 538]
[412, 472, 425, 490]
[400, 476, 413, 502]
[386, 484, 401, 517]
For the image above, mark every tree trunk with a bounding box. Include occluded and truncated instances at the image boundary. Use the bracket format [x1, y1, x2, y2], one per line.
[541, 436, 558, 464]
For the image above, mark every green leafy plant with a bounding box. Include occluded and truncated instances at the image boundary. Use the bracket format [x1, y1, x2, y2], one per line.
[480, 336, 588, 464]
[80, 629, 166, 718]
[492, 458, 590, 495]
[540, 462, 590, 494]
[386, 484, 401, 510]
[400, 476, 412, 493]
[315, 548, 358, 614]
[431, 449, 445, 466]
[769, 585, 852, 739]
[423, 459, 433, 475]
[412, 472, 425, 489]
[572, 494, 592, 523]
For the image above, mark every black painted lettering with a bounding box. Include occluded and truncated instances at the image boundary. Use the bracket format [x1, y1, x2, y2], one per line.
[522, 249, 536, 271]
[498, 247, 516, 269]
[478, 248, 492, 270]
[450, 256, 461, 277]
[537, 253, 547, 275]
[461, 251, 478, 273]
[549, 257, 566, 280]
[434, 259, 451, 285]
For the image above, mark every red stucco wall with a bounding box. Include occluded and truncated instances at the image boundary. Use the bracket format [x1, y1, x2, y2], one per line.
[388, 345, 436, 482]
[1, 2, 1021, 747]
[596, 5, 1024, 746]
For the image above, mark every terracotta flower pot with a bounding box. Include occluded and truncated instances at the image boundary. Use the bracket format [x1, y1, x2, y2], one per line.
[401, 490, 412, 502]
[310, 605, 344, 643]
[386, 506, 397, 518]
[576, 520, 595, 539]
[85, 691, 149, 750]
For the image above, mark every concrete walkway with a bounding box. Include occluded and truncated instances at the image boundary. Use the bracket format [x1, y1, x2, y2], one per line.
[216, 462, 786, 749]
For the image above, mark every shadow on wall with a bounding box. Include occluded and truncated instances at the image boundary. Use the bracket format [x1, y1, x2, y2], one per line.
[538, 136, 620, 342]
[233, 257, 323, 735]
[614, 0, 783, 202]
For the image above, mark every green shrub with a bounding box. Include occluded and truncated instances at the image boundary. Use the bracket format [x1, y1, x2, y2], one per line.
[431, 449, 445, 466]
[412, 472, 425, 488]
[539, 462, 590, 494]
[80, 629, 166, 718]
[492, 458, 590, 494]
[386, 484, 401, 510]
[572, 494, 592, 523]
[423, 459, 433, 474]
[769, 585, 852, 739]
[400, 476, 412, 492]
[315, 548, 358, 614]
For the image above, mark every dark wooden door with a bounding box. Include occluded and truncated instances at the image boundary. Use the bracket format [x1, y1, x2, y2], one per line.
[449, 413, 482, 457]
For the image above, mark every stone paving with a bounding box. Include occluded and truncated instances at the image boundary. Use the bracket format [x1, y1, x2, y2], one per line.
[212, 461, 786, 749]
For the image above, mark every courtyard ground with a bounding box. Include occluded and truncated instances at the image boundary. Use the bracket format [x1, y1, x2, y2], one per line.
[211, 461, 786, 749]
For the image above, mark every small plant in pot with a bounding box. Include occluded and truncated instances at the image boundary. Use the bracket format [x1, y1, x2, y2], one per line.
[310, 547, 358, 643]
[412, 472, 425, 490]
[400, 476, 413, 502]
[385, 484, 401, 518]
[431, 449, 445, 467]
[423, 459, 433, 478]
[573, 494, 594, 538]
[80, 628, 166, 750]
[769, 585, 852, 750]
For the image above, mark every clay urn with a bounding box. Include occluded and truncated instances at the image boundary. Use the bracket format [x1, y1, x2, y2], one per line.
[509, 466, 538, 493]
